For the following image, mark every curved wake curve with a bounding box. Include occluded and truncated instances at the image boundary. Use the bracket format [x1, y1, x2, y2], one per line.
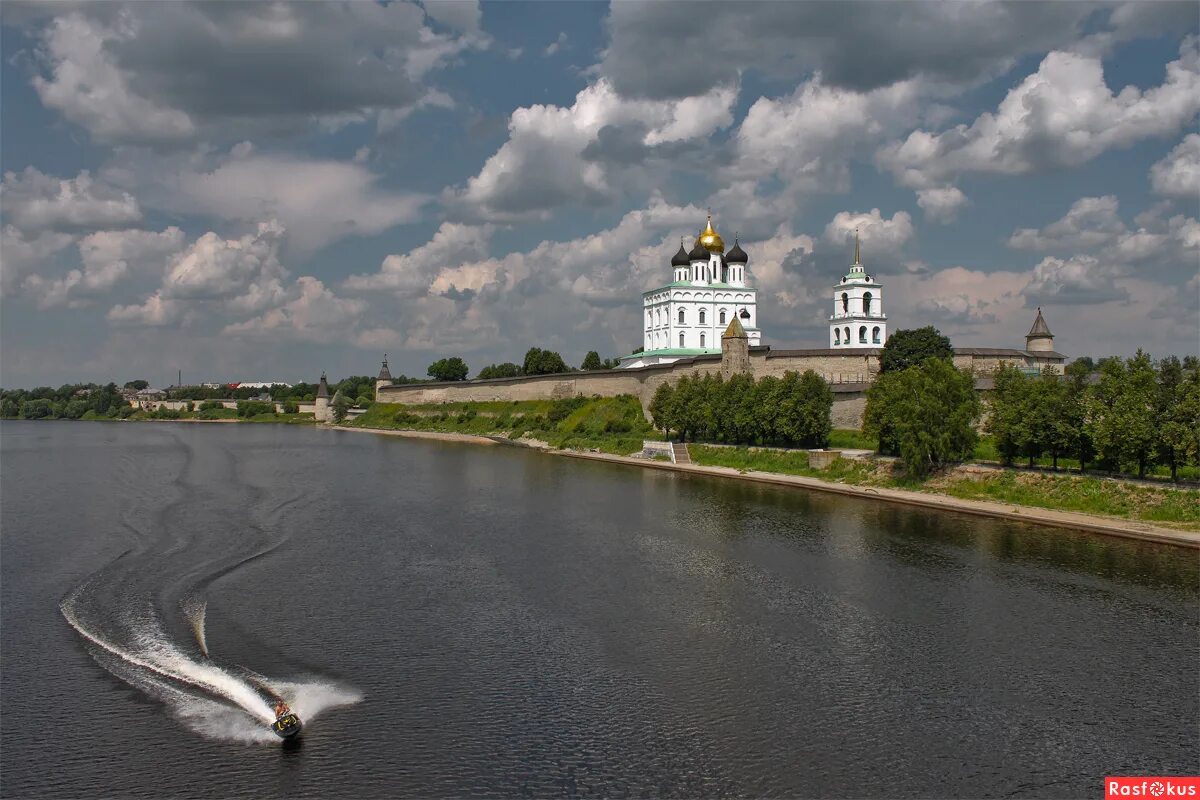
[61, 429, 361, 744]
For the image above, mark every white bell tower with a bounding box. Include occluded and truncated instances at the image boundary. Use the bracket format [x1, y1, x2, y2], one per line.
[829, 232, 887, 349]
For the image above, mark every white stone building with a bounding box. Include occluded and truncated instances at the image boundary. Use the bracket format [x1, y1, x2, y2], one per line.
[829, 233, 887, 349]
[620, 216, 759, 368]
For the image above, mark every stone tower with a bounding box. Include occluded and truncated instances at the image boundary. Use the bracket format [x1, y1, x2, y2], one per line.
[721, 315, 751, 378]
[829, 231, 887, 349]
[315, 371, 330, 422]
[1025, 307, 1054, 352]
[375, 355, 393, 399]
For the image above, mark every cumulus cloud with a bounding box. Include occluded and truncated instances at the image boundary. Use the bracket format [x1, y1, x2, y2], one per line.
[110, 151, 427, 255]
[1007, 196, 1198, 278]
[0, 225, 74, 294]
[107, 290, 184, 327]
[345, 222, 496, 295]
[222, 277, 366, 341]
[21, 3, 482, 144]
[453, 80, 737, 219]
[597, 1, 1105, 99]
[419, 0, 482, 34]
[161, 221, 286, 306]
[1023, 254, 1131, 306]
[878, 38, 1200, 191]
[1008, 196, 1127, 251]
[22, 226, 184, 309]
[915, 187, 968, 224]
[1150, 134, 1200, 198]
[1, 168, 141, 232]
[730, 77, 926, 197]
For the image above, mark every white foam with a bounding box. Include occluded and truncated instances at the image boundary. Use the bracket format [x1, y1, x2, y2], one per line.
[62, 588, 360, 743]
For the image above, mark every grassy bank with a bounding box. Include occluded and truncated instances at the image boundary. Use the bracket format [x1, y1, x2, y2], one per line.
[689, 445, 1200, 528]
[347, 396, 658, 455]
[128, 409, 316, 424]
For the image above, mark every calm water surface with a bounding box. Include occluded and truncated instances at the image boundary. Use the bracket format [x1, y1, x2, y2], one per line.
[2, 421, 1197, 799]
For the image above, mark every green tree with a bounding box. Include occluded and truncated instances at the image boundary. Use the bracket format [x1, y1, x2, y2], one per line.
[331, 390, 351, 423]
[985, 364, 1028, 466]
[1069, 356, 1096, 373]
[1087, 351, 1159, 477]
[427, 357, 469, 382]
[523, 347, 569, 375]
[477, 362, 523, 380]
[21, 399, 55, 419]
[879, 326, 953, 373]
[1, 398, 19, 418]
[1058, 364, 1093, 472]
[581, 351, 604, 371]
[649, 382, 677, 438]
[237, 400, 275, 418]
[865, 359, 979, 477]
[123, 379, 149, 391]
[1156, 357, 1199, 481]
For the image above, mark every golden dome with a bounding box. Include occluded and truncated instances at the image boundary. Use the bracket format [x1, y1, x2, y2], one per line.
[697, 215, 725, 253]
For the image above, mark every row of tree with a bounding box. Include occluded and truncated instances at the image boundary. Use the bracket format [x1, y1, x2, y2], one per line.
[1, 383, 131, 420]
[988, 354, 1200, 479]
[431, 348, 621, 382]
[649, 371, 833, 448]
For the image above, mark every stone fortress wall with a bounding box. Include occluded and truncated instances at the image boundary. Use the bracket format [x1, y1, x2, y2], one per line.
[374, 339, 1062, 428]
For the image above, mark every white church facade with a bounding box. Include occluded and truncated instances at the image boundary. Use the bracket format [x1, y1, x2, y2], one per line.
[829, 233, 888, 349]
[620, 216, 760, 369]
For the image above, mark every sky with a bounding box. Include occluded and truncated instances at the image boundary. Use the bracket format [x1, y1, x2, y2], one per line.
[1, 0, 1197, 388]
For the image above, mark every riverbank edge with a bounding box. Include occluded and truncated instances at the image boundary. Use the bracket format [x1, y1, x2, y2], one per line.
[333, 424, 1200, 549]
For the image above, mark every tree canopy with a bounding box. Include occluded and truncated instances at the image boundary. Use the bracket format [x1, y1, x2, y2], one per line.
[650, 370, 832, 447]
[427, 357, 469, 382]
[523, 347, 569, 376]
[477, 362, 523, 380]
[879, 326, 953, 373]
[865, 358, 980, 476]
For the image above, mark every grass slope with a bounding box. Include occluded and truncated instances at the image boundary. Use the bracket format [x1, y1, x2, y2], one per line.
[348, 396, 659, 455]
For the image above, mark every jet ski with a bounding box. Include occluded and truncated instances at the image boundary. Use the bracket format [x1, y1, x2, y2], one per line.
[270, 701, 302, 739]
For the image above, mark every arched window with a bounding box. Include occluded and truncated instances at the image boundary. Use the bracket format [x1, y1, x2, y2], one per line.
[700, 332, 706, 348]
[863, 292, 872, 316]
[719, 309, 726, 325]
[844, 326, 850, 343]
[678, 308, 685, 325]
[859, 326, 867, 343]
[841, 292, 849, 314]
[679, 332, 685, 348]
[872, 326, 881, 344]
[699, 309, 706, 325]
[834, 328, 841, 345]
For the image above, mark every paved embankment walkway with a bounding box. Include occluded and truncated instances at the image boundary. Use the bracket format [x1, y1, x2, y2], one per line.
[333, 425, 1200, 549]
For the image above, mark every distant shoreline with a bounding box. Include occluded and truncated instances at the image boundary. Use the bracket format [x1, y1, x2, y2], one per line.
[333, 423, 1200, 550]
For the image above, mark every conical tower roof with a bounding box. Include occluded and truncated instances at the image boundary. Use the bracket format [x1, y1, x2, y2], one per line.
[726, 235, 747, 263]
[722, 315, 747, 339]
[316, 371, 330, 398]
[1027, 307, 1052, 338]
[377, 355, 392, 381]
[671, 239, 690, 267]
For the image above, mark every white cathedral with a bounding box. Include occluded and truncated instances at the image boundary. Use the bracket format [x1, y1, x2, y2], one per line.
[620, 216, 887, 368]
[621, 216, 761, 368]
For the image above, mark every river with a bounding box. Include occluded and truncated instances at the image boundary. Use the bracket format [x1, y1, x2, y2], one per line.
[1, 421, 1196, 798]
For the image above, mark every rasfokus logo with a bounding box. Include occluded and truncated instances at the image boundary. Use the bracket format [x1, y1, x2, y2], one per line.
[1106, 777, 1200, 798]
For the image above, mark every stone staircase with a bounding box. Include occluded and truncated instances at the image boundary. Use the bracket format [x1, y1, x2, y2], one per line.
[671, 442, 691, 465]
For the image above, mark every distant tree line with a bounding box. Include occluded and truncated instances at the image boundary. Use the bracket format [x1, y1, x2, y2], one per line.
[649, 371, 833, 447]
[1, 383, 132, 420]
[433, 347, 621, 383]
[988, 353, 1200, 480]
